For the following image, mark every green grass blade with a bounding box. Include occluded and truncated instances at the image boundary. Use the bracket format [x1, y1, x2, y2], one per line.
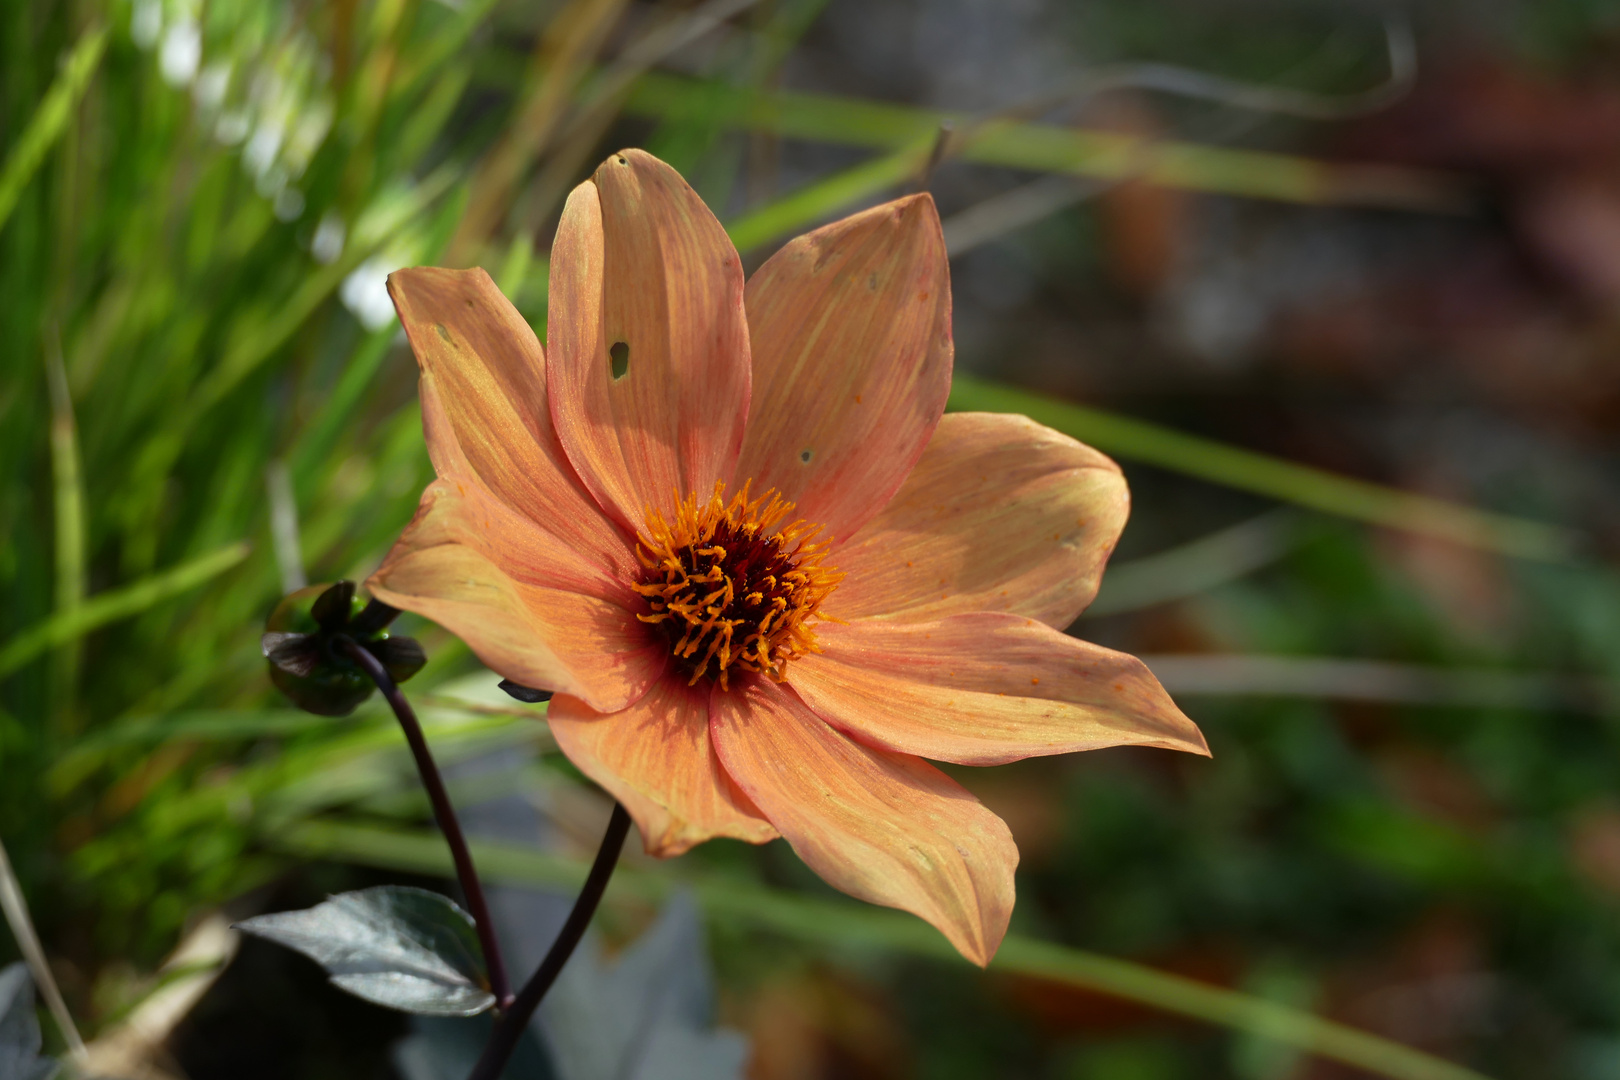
[993, 936, 1484, 1080]
[48, 710, 336, 794]
[46, 342, 86, 722]
[288, 325, 397, 489]
[726, 138, 933, 252]
[276, 820, 1491, 1080]
[1086, 510, 1306, 615]
[626, 69, 1469, 212]
[393, 0, 503, 99]
[190, 167, 461, 420]
[0, 836, 87, 1060]
[0, 23, 107, 233]
[1140, 654, 1617, 713]
[0, 542, 250, 679]
[949, 375, 1578, 563]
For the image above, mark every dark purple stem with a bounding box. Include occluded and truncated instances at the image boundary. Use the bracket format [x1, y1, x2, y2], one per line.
[465, 802, 632, 1080]
[337, 636, 513, 1008]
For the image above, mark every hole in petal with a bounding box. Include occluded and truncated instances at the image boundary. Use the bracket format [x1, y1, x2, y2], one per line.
[616, 155, 627, 165]
[434, 323, 451, 343]
[610, 341, 630, 380]
[799, 449, 814, 464]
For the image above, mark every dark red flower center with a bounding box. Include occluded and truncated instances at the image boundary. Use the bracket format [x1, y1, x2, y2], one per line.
[634, 483, 841, 689]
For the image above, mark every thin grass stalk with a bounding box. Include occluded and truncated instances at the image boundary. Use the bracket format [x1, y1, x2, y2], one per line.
[513, 0, 767, 233]
[0, 835, 86, 1064]
[265, 462, 306, 594]
[725, 137, 935, 252]
[0, 542, 251, 679]
[625, 69, 1470, 215]
[948, 375, 1578, 562]
[450, 0, 632, 258]
[0, 24, 106, 232]
[45, 336, 85, 734]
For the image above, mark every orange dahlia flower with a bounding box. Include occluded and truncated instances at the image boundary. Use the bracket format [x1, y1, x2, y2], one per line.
[368, 149, 1207, 966]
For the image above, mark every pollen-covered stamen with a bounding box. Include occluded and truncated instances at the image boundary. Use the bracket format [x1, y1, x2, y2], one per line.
[634, 482, 842, 689]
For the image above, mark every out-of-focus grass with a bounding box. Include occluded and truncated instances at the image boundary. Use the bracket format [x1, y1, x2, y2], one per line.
[0, 25, 107, 230]
[947, 376, 1580, 563]
[0, 0, 575, 968]
[3, 1, 1615, 1077]
[276, 814, 1490, 1080]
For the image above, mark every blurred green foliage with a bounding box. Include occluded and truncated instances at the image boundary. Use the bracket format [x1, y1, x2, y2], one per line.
[0, 0, 499, 966]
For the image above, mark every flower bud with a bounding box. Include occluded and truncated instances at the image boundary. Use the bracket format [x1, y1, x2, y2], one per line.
[263, 582, 426, 716]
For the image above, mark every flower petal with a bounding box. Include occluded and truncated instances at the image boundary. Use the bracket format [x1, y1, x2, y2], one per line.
[734, 194, 951, 543]
[828, 412, 1128, 628]
[791, 614, 1208, 766]
[417, 377, 641, 604]
[548, 680, 778, 857]
[546, 150, 751, 530]
[388, 266, 636, 595]
[710, 678, 1016, 966]
[367, 484, 666, 713]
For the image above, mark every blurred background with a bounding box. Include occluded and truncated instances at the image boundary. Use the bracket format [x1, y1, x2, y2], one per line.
[4, 0, 1620, 1077]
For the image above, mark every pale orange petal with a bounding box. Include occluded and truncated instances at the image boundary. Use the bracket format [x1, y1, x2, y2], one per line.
[735, 194, 952, 543]
[417, 378, 640, 605]
[548, 680, 778, 857]
[828, 412, 1128, 628]
[546, 150, 751, 529]
[367, 485, 666, 713]
[710, 678, 1016, 966]
[389, 266, 635, 596]
[791, 614, 1208, 766]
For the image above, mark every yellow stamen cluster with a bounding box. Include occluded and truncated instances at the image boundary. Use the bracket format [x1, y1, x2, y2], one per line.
[634, 482, 842, 689]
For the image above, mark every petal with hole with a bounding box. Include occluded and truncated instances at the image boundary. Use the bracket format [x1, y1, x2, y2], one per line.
[546, 150, 751, 529]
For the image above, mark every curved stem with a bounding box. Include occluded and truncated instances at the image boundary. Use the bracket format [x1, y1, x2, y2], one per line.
[466, 803, 632, 1080]
[337, 636, 512, 1008]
